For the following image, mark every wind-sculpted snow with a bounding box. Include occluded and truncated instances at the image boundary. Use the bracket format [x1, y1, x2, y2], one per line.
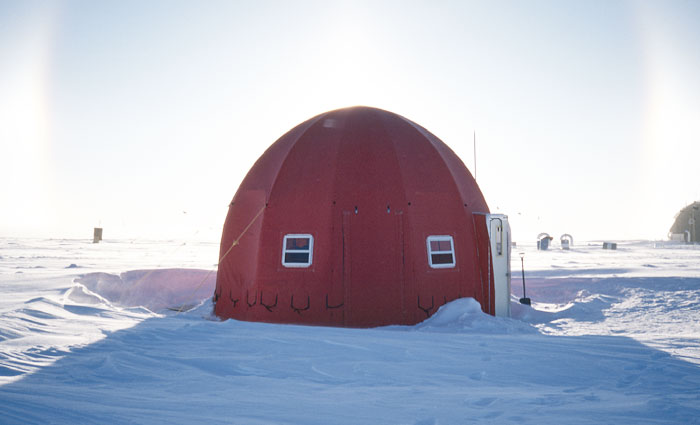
[0, 238, 218, 385]
[1, 238, 700, 424]
[75, 268, 216, 312]
[509, 273, 700, 363]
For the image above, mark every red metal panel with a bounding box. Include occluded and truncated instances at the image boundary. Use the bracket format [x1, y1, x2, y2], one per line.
[343, 209, 405, 327]
[472, 214, 495, 315]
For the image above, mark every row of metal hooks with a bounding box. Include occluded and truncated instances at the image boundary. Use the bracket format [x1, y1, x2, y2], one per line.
[215, 287, 457, 318]
[215, 289, 346, 314]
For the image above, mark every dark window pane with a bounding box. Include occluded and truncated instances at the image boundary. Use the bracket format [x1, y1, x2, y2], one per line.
[286, 238, 309, 250]
[437, 240, 452, 251]
[285, 252, 310, 264]
[430, 240, 440, 251]
[431, 253, 454, 265]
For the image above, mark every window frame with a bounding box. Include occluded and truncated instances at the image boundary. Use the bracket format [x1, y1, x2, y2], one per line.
[426, 235, 456, 269]
[281, 234, 314, 268]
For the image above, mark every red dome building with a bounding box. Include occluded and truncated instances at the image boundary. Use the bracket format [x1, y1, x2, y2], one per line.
[213, 106, 511, 327]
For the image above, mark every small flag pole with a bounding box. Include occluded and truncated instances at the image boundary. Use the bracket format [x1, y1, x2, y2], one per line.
[473, 130, 477, 180]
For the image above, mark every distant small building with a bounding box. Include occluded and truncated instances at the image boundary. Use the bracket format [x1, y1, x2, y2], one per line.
[669, 202, 699, 243]
[93, 228, 103, 243]
[537, 233, 553, 250]
[560, 234, 573, 250]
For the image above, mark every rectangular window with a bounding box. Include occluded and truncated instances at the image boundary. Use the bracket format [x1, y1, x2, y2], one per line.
[282, 234, 314, 268]
[426, 235, 455, 268]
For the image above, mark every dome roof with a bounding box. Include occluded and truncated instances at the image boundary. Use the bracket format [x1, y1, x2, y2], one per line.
[238, 106, 488, 214]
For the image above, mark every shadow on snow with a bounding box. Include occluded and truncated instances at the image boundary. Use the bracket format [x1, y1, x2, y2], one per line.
[1, 302, 700, 425]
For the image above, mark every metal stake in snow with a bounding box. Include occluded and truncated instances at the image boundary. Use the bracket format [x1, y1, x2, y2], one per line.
[519, 252, 531, 305]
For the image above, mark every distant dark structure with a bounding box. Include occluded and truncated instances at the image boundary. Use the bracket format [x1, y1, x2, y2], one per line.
[93, 227, 103, 244]
[669, 202, 699, 243]
[602, 242, 617, 250]
[537, 233, 553, 250]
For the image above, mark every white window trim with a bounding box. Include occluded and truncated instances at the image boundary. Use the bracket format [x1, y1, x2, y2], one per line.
[282, 234, 314, 268]
[426, 235, 456, 269]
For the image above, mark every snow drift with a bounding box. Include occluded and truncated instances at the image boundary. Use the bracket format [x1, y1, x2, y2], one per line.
[1, 238, 700, 424]
[74, 268, 216, 312]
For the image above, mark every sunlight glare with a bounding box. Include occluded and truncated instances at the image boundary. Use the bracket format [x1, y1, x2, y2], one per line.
[0, 7, 55, 234]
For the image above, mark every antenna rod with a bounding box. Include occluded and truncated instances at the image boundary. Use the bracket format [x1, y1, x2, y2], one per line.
[473, 130, 477, 180]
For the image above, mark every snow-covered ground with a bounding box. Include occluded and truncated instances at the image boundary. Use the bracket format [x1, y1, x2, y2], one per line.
[1, 238, 699, 424]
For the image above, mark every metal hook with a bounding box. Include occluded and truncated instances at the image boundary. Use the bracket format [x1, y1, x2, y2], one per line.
[291, 295, 310, 314]
[229, 289, 239, 308]
[246, 290, 257, 307]
[417, 295, 435, 317]
[326, 294, 344, 309]
[260, 291, 278, 312]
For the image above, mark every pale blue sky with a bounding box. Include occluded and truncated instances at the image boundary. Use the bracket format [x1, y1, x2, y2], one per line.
[2, 0, 699, 242]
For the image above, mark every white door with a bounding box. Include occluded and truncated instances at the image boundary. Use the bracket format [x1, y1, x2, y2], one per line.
[488, 214, 511, 317]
